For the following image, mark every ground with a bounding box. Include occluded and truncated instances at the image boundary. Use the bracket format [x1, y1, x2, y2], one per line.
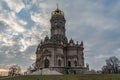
[1, 74, 120, 80]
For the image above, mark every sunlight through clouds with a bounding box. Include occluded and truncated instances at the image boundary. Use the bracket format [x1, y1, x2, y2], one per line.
[0, 0, 120, 71]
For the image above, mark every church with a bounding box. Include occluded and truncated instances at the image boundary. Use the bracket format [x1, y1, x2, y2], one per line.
[35, 6, 89, 74]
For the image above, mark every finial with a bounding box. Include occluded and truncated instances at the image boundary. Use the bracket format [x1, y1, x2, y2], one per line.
[69, 38, 74, 43]
[76, 41, 78, 45]
[80, 41, 83, 46]
[52, 3, 64, 16]
[40, 40, 43, 44]
[56, 3, 59, 9]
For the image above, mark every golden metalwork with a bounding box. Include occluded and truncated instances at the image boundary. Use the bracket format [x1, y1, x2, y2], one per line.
[52, 4, 64, 16]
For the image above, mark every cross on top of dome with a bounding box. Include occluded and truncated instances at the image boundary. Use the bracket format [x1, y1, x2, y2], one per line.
[51, 4, 64, 16]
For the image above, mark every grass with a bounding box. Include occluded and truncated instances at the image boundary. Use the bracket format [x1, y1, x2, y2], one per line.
[1, 74, 120, 80]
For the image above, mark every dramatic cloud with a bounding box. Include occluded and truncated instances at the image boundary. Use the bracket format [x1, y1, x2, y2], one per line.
[0, 0, 120, 72]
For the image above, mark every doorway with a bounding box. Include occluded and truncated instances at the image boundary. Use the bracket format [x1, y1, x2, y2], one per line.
[44, 59, 49, 68]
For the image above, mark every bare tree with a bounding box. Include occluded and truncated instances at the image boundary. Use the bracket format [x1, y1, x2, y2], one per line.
[102, 56, 120, 74]
[106, 56, 120, 73]
[8, 65, 21, 76]
[102, 65, 109, 74]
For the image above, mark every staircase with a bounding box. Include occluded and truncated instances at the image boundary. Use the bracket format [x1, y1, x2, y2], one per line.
[29, 68, 62, 75]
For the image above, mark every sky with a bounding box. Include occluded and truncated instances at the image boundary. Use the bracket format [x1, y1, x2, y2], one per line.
[0, 0, 120, 73]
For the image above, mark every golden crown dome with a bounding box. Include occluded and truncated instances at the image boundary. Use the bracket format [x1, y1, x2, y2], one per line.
[51, 4, 64, 16]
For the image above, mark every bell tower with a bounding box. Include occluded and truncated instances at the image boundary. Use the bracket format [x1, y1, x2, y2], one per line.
[50, 5, 67, 44]
[35, 4, 87, 74]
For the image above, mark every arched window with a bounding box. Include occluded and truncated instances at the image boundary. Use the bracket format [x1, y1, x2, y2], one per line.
[68, 61, 71, 67]
[58, 59, 61, 66]
[44, 59, 49, 68]
[74, 61, 77, 66]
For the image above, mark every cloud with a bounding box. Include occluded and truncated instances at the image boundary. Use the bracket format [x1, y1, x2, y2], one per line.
[64, 0, 120, 70]
[0, 11, 27, 32]
[4, 0, 25, 13]
[31, 12, 50, 27]
[0, 0, 120, 71]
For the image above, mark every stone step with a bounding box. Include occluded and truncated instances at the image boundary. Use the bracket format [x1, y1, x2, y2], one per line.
[29, 69, 62, 75]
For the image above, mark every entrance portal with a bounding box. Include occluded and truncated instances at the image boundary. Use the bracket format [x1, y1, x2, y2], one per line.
[68, 61, 71, 67]
[44, 59, 49, 68]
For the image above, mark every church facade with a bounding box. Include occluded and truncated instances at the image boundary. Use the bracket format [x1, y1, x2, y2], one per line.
[35, 7, 89, 74]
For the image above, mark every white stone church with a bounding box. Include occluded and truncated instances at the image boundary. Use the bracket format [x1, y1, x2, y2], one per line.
[33, 6, 89, 75]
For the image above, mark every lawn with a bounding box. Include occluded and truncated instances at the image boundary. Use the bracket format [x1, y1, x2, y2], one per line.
[1, 74, 120, 80]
